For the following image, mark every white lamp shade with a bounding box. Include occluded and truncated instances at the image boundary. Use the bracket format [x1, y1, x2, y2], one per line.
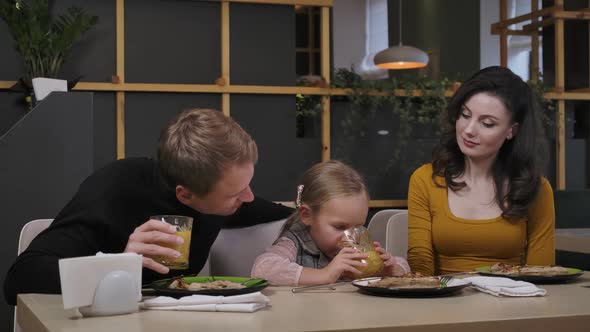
[374, 45, 429, 70]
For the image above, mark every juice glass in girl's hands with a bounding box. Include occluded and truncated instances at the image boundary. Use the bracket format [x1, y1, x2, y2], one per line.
[339, 226, 384, 278]
[150, 215, 193, 270]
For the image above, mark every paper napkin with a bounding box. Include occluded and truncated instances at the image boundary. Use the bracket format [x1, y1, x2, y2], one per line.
[463, 276, 547, 297]
[141, 292, 270, 313]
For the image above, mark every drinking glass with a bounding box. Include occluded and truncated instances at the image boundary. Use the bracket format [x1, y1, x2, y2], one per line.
[339, 225, 384, 278]
[150, 215, 193, 270]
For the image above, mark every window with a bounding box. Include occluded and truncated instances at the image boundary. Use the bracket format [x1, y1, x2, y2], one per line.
[295, 6, 321, 78]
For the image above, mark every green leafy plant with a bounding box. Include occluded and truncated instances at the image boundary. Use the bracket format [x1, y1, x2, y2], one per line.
[0, 0, 98, 89]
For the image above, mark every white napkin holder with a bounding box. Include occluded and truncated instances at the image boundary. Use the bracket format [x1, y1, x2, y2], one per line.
[58, 253, 142, 316]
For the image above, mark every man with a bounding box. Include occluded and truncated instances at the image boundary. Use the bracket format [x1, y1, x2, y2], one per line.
[3, 108, 292, 305]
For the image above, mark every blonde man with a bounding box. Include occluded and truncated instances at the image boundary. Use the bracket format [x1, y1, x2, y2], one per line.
[4, 109, 292, 305]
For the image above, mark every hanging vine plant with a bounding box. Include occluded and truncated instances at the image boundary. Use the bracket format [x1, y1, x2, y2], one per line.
[297, 69, 555, 197]
[296, 68, 556, 190]
[295, 76, 323, 138]
[329, 68, 452, 180]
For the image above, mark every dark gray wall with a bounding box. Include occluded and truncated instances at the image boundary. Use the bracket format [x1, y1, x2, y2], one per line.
[0, 15, 23, 80]
[92, 92, 117, 170]
[125, 92, 221, 158]
[231, 95, 322, 200]
[0, 92, 94, 329]
[0, 92, 25, 136]
[125, 0, 221, 84]
[230, 3, 295, 85]
[55, 0, 117, 83]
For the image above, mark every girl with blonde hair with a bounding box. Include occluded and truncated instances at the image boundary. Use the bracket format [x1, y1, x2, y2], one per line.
[252, 160, 409, 286]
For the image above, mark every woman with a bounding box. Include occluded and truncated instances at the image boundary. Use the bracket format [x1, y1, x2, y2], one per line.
[407, 66, 554, 276]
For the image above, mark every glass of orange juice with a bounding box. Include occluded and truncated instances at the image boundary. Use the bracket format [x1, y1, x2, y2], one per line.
[150, 215, 193, 270]
[339, 226, 384, 278]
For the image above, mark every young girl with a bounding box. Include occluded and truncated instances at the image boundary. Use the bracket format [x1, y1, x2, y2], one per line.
[251, 160, 410, 286]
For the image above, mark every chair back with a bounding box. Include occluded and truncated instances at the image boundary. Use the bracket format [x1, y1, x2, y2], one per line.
[367, 209, 406, 249]
[385, 212, 408, 258]
[15, 219, 53, 332]
[209, 219, 287, 277]
[18, 219, 53, 254]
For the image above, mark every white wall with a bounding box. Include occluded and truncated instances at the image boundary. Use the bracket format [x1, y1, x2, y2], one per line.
[480, 0, 541, 80]
[480, 0, 500, 69]
[333, 0, 388, 79]
[333, 0, 366, 70]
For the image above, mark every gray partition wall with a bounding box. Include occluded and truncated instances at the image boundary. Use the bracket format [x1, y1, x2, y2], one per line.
[0, 92, 94, 328]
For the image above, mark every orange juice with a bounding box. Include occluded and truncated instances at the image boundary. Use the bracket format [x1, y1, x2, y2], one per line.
[339, 226, 384, 278]
[357, 250, 384, 278]
[154, 230, 192, 270]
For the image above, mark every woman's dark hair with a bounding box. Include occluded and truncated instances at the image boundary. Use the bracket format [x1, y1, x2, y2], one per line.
[432, 66, 547, 219]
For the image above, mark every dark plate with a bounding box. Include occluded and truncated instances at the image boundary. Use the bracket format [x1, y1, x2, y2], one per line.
[352, 277, 471, 297]
[475, 266, 584, 283]
[145, 276, 269, 298]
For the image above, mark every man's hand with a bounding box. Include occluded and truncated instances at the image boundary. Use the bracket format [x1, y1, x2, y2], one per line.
[124, 219, 184, 274]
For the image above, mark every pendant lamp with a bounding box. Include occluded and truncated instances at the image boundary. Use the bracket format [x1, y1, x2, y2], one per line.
[374, 0, 429, 70]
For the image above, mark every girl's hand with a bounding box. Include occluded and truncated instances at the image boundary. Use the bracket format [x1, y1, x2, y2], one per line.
[373, 241, 410, 277]
[322, 247, 368, 283]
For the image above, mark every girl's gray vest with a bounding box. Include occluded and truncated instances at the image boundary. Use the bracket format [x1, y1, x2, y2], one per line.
[279, 219, 331, 269]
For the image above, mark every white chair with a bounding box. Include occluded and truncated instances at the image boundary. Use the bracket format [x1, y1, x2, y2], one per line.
[15, 219, 53, 332]
[17, 219, 53, 255]
[385, 211, 408, 258]
[208, 219, 287, 277]
[197, 257, 211, 276]
[367, 209, 406, 249]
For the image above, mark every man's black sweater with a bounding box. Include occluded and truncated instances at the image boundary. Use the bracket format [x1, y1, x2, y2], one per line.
[3, 158, 292, 305]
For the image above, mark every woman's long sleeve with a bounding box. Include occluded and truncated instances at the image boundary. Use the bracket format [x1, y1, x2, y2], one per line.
[407, 168, 435, 276]
[525, 178, 555, 265]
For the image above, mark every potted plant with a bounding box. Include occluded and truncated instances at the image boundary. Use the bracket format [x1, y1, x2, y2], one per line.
[0, 0, 98, 110]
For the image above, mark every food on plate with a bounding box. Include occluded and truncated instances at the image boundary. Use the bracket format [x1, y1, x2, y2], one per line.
[368, 272, 441, 288]
[489, 263, 570, 275]
[168, 277, 246, 290]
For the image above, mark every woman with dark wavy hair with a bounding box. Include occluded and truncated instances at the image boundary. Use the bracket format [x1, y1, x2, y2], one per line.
[407, 66, 555, 276]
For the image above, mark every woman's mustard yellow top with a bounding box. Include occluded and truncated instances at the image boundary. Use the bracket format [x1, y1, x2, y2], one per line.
[407, 164, 555, 276]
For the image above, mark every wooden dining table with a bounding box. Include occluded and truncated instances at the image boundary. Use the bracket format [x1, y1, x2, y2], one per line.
[17, 273, 590, 332]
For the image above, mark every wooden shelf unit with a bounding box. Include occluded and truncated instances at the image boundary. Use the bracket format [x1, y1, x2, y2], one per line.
[8, 0, 577, 206]
[492, 0, 590, 190]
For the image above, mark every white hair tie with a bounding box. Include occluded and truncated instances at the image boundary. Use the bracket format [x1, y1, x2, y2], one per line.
[296, 185, 304, 208]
